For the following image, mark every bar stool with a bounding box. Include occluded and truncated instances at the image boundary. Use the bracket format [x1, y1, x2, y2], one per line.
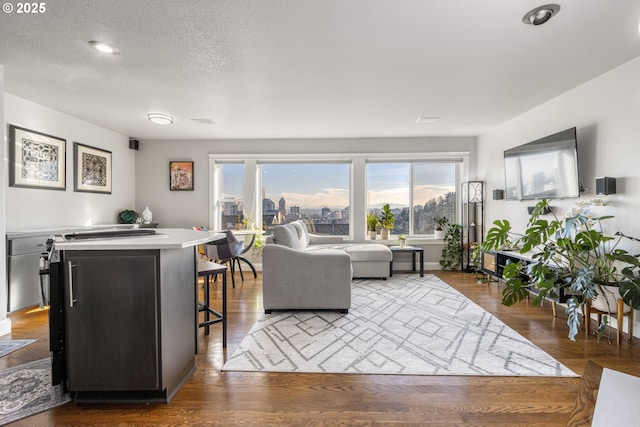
[197, 261, 228, 348]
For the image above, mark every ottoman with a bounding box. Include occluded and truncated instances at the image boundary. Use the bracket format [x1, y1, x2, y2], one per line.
[344, 244, 393, 279]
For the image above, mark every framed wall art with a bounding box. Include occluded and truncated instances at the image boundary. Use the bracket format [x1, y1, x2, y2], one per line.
[9, 125, 67, 190]
[170, 161, 194, 191]
[74, 142, 112, 194]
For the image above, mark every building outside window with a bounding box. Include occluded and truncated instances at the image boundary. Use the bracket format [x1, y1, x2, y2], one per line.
[218, 163, 245, 229]
[367, 161, 457, 236]
[260, 163, 350, 235]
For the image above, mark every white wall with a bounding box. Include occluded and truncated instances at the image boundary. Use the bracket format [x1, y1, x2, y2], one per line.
[135, 136, 477, 228]
[0, 67, 9, 336]
[477, 56, 640, 336]
[4, 94, 136, 229]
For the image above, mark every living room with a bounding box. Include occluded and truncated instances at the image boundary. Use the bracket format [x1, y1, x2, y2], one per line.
[2, 1, 640, 425]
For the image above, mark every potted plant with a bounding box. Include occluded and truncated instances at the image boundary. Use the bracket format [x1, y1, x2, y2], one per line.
[440, 223, 462, 270]
[434, 216, 449, 239]
[379, 204, 395, 240]
[366, 213, 380, 240]
[482, 198, 640, 341]
[398, 234, 407, 247]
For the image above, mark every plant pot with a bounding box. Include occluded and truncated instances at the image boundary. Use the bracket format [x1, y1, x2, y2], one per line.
[381, 229, 390, 240]
[369, 231, 377, 240]
[434, 229, 445, 239]
[399, 240, 406, 247]
[592, 285, 631, 314]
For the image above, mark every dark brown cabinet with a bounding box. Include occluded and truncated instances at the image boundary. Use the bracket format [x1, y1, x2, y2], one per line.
[61, 248, 196, 402]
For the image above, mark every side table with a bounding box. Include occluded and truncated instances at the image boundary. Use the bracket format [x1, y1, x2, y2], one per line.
[389, 245, 424, 277]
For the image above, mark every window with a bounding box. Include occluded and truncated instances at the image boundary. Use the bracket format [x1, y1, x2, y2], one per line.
[217, 163, 245, 229]
[260, 163, 350, 235]
[366, 163, 410, 235]
[367, 161, 457, 236]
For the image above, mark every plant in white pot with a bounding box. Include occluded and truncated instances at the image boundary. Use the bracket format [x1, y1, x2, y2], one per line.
[398, 234, 407, 247]
[482, 198, 640, 341]
[379, 204, 395, 240]
[433, 216, 448, 239]
[366, 213, 380, 240]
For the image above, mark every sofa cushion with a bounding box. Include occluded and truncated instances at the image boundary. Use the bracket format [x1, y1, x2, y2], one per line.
[291, 221, 310, 249]
[344, 244, 392, 262]
[271, 224, 300, 250]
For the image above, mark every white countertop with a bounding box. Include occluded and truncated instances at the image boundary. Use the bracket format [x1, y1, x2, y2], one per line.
[53, 228, 225, 251]
[6, 224, 138, 239]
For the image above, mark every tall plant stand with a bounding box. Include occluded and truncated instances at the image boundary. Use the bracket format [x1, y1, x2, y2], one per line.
[461, 181, 484, 272]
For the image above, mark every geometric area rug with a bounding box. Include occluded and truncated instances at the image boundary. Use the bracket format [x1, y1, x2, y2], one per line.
[0, 358, 72, 426]
[0, 340, 36, 358]
[222, 274, 577, 377]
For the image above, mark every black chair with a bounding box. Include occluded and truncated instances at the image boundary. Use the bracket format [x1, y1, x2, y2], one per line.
[197, 261, 227, 347]
[205, 230, 244, 287]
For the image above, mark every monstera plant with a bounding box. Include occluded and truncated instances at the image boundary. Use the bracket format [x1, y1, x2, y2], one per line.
[482, 198, 640, 340]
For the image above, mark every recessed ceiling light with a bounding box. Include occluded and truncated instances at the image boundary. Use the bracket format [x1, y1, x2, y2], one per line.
[88, 40, 120, 55]
[148, 113, 174, 125]
[414, 117, 440, 124]
[522, 4, 560, 26]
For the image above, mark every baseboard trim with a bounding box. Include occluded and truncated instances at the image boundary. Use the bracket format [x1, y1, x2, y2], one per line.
[0, 318, 12, 337]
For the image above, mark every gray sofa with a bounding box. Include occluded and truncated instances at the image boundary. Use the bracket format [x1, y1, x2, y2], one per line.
[262, 220, 392, 313]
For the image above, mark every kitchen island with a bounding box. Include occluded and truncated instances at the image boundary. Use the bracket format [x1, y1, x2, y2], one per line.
[49, 228, 223, 403]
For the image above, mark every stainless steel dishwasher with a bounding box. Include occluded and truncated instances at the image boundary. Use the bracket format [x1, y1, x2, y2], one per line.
[6, 235, 49, 312]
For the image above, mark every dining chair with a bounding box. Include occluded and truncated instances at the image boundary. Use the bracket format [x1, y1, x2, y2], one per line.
[205, 230, 244, 288]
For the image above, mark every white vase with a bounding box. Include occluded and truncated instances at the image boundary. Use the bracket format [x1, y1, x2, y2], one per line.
[399, 240, 406, 247]
[434, 229, 445, 239]
[381, 229, 390, 240]
[141, 206, 153, 224]
[369, 231, 377, 240]
[592, 285, 631, 314]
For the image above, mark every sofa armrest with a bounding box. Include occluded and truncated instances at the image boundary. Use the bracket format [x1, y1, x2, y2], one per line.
[308, 234, 343, 245]
[263, 244, 352, 311]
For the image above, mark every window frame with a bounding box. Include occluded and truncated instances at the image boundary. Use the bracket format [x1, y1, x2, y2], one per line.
[209, 152, 468, 240]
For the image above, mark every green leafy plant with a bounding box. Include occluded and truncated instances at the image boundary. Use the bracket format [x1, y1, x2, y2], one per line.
[380, 204, 395, 230]
[440, 223, 462, 270]
[434, 216, 449, 231]
[482, 198, 640, 341]
[366, 213, 380, 232]
[252, 232, 264, 257]
[398, 234, 407, 241]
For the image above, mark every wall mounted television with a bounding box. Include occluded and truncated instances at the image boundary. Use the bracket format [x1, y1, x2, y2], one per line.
[504, 127, 579, 200]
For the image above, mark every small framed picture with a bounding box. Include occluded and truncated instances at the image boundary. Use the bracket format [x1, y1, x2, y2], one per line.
[74, 142, 112, 194]
[9, 125, 66, 190]
[170, 161, 194, 191]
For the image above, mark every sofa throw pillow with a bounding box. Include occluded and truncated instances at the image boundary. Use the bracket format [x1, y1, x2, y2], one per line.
[291, 221, 310, 249]
[271, 224, 300, 250]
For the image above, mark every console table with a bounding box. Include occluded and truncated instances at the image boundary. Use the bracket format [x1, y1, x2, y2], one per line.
[481, 249, 573, 316]
[389, 246, 424, 277]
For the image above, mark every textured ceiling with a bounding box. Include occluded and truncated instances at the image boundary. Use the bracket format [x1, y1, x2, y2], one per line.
[1, 0, 640, 140]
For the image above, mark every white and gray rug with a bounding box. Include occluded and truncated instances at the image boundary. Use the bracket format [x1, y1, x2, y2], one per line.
[223, 274, 576, 377]
[0, 339, 36, 358]
[0, 358, 71, 425]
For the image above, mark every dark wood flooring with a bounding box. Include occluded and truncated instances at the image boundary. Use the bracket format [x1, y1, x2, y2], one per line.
[3, 270, 639, 426]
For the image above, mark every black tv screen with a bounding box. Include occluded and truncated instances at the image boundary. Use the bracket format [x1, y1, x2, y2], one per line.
[504, 127, 579, 200]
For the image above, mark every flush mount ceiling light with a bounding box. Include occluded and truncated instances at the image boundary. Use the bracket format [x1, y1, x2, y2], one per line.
[414, 117, 440, 124]
[88, 40, 120, 55]
[522, 4, 561, 26]
[148, 113, 174, 125]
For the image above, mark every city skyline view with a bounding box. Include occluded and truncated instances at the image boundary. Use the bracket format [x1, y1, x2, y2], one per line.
[222, 163, 456, 211]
